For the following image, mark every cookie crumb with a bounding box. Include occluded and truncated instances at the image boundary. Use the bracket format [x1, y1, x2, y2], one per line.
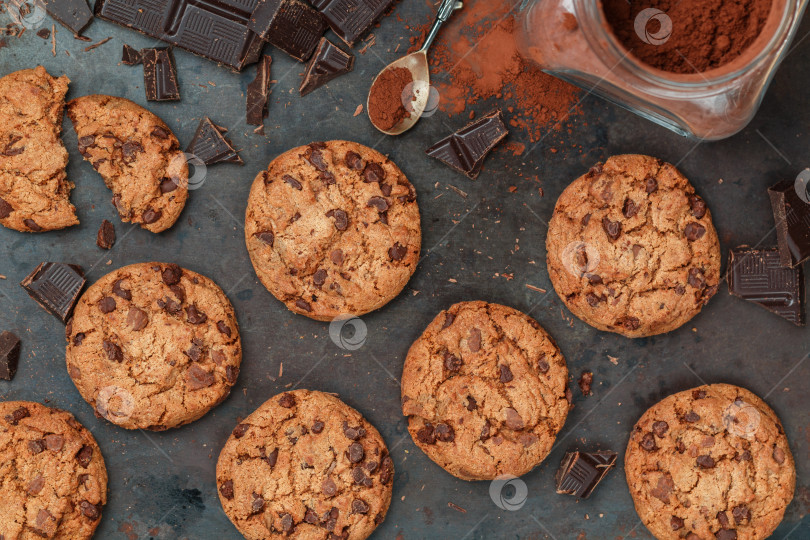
[578, 371, 593, 395]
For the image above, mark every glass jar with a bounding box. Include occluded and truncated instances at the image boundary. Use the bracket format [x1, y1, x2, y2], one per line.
[518, 0, 809, 140]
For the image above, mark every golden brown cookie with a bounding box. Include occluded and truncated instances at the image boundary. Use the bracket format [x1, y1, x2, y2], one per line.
[66, 95, 188, 233]
[546, 154, 722, 337]
[245, 140, 421, 321]
[625, 384, 795, 540]
[0, 66, 78, 232]
[0, 401, 107, 539]
[66, 262, 241, 430]
[401, 301, 569, 481]
[216, 390, 393, 540]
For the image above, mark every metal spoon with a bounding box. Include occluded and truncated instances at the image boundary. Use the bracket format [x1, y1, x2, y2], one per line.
[367, 0, 462, 136]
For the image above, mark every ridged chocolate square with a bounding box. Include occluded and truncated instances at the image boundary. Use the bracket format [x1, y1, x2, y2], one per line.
[311, 0, 395, 46]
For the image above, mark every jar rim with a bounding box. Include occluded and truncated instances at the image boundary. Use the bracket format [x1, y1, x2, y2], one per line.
[577, 0, 801, 89]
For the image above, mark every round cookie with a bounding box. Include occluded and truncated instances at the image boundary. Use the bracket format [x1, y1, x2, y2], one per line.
[546, 154, 722, 338]
[66, 95, 189, 233]
[401, 301, 569, 481]
[245, 140, 421, 321]
[216, 390, 393, 540]
[0, 66, 78, 232]
[66, 262, 241, 430]
[0, 401, 107, 539]
[625, 384, 795, 540]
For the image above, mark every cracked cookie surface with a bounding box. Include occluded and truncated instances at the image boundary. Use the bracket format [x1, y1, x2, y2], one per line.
[401, 301, 569, 481]
[66, 262, 241, 430]
[245, 140, 421, 321]
[216, 390, 393, 540]
[625, 384, 795, 540]
[66, 95, 188, 233]
[0, 66, 77, 232]
[546, 154, 722, 338]
[0, 401, 107, 539]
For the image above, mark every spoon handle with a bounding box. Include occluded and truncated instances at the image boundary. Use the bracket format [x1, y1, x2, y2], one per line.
[420, 0, 462, 53]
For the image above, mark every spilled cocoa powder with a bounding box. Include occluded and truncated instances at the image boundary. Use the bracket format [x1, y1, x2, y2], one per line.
[603, 0, 773, 74]
[368, 66, 413, 131]
[406, 2, 581, 142]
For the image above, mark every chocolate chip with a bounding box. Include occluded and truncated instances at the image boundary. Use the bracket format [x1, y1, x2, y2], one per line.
[186, 304, 207, 324]
[622, 199, 639, 218]
[416, 423, 436, 444]
[684, 222, 706, 241]
[308, 146, 329, 171]
[389, 242, 407, 261]
[151, 126, 170, 139]
[225, 365, 239, 384]
[321, 477, 337, 496]
[220, 480, 234, 499]
[326, 209, 349, 230]
[102, 340, 123, 362]
[435, 423, 455, 442]
[715, 530, 738, 540]
[283, 174, 303, 190]
[696, 455, 715, 468]
[161, 264, 182, 286]
[342, 421, 365, 440]
[537, 357, 550, 373]
[379, 455, 394, 484]
[280, 512, 294, 532]
[348, 442, 364, 463]
[232, 424, 249, 438]
[352, 466, 372, 486]
[24, 218, 41, 232]
[687, 267, 706, 289]
[98, 296, 116, 313]
[79, 135, 96, 148]
[279, 392, 296, 408]
[142, 208, 162, 224]
[313, 268, 327, 286]
[187, 364, 214, 390]
[499, 364, 514, 383]
[44, 434, 64, 451]
[586, 293, 603, 307]
[466, 395, 478, 411]
[157, 296, 182, 316]
[443, 351, 462, 372]
[688, 195, 707, 218]
[480, 421, 491, 440]
[184, 339, 204, 362]
[0, 196, 11, 219]
[732, 505, 750, 524]
[468, 328, 481, 352]
[295, 298, 312, 312]
[73, 333, 86, 346]
[304, 508, 318, 524]
[250, 493, 265, 514]
[640, 432, 657, 451]
[112, 279, 132, 300]
[602, 216, 622, 240]
[312, 420, 325, 434]
[693, 389, 707, 399]
[442, 312, 455, 329]
[670, 516, 684, 530]
[345, 150, 365, 170]
[773, 446, 786, 464]
[265, 448, 278, 467]
[363, 162, 385, 183]
[27, 474, 45, 495]
[586, 273, 602, 284]
[504, 408, 524, 430]
[330, 249, 344, 265]
[645, 177, 658, 193]
[616, 316, 640, 331]
[580, 213, 592, 226]
[80, 500, 101, 520]
[122, 141, 144, 160]
[320, 171, 336, 185]
[367, 196, 389, 212]
[684, 411, 700, 423]
[76, 445, 93, 467]
[652, 421, 669, 437]
[717, 511, 730, 529]
[28, 439, 45, 455]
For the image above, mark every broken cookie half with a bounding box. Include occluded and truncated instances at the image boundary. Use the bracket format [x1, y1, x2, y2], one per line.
[66, 94, 189, 233]
[0, 66, 78, 232]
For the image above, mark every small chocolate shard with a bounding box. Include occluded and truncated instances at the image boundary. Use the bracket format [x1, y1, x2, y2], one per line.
[300, 37, 354, 96]
[249, 0, 326, 62]
[0, 331, 21, 381]
[21, 263, 85, 322]
[96, 220, 115, 249]
[246, 55, 273, 126]
[121, 44, 142, 65]
[142, 47, 180, 101]
[186, 117, 243, 165]
[555, 450, 618, 498]
[43, 0, 93, 35]
[426, 110, 508, 179]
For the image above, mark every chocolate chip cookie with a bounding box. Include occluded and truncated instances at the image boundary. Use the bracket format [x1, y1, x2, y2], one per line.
[216, 390, 393, 540]
[66, 262, 241, 430]
[546, 154, 722, 338]
[0, 66, 78, 232]
[0, 401, 107, 539]
[401, 301, 569, 481]
[66, 95, 188, 233]
[245, 140, 421, 321]
[625, 384, 795, 540]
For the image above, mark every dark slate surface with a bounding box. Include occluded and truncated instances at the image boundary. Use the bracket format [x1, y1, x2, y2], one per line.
[0, 1, 808, 539]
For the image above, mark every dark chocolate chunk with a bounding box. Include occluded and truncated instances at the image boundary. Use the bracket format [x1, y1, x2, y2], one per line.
[554, 450, 618, 498]
[20, 263, 85, 323]
[768, 180, 810, 267]
[426, 110, 508, 179]
[96, 220, 115, 249]
[696, 455, 715, 469]
[299, 37, 354, 96]
[142, 47, 180, 101]
[311, 0, 396, 46]
[246, 55, 273, 126]
[0, 331, 20, 381]
[727, 247, 805, 326]
[43, 0, 93, 35]
[279, 392, 296, 408]
[186, 117, 243, 166]
[94, 0, 265, 70]
[121, 44, 142, 65]
[249, 0, 326, 62]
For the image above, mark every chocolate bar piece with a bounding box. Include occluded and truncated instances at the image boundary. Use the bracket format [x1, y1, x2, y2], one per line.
[187, 117, 243, 165]
[20, 263, 86, 323]
[246, 54, 272, 126]
[249, 0, 326, 62]
[94, 0, 265, 71]
[728, 247, 805, 326]
[0, 331, 21, 381]
[43, 0, 93, 35]
[426, 110, 509, 179]
[121, 44, 142, 65]
[555, 451, 618, 498]
[768, 180, 810, 267]
[300, 37, 354, 96]
[97, 219, 115, 249]
[142, 47, 180, 101]
[311, 0, 396, 46]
